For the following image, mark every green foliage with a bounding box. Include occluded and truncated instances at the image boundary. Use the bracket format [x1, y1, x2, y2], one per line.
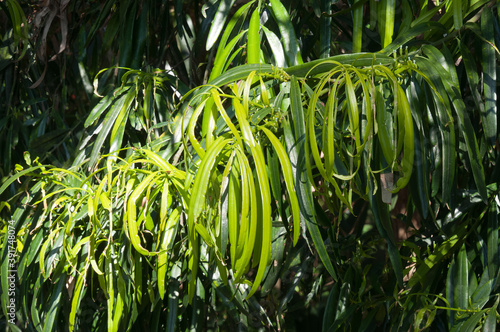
[1, 0, 499, 330]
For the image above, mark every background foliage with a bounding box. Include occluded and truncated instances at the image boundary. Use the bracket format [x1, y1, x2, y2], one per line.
[1, 0, 499, 330]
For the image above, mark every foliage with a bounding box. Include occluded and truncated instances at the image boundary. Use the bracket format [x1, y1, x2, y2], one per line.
[1, 0, 499, 331]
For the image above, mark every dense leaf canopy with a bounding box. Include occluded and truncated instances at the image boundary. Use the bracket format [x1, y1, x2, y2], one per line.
[1, 0, 499, 330]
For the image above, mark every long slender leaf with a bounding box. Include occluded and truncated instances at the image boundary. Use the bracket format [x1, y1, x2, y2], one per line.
[408, 223, 467, 289]
[262, 25, 286, 67]
[268, 0, 303, 66]
[127, 172, 159, 256]
[481, 7, 498, 146]
[484, 299, 499, 332]
[414, 56, 456, 205]
[487, 201, 499, 278]
[69, 274, 86, 332]
[285, 76, 338, 281]
[379, 0, 395, 48]
[421, 46, 487, 202]
[43, 277, 65, 332]
[247, 8, 261, 64]
[187, 136, 231, 302]
[352, 0, 363, 52]
[455, 244, 469, 309]
[88, 87, 135, 168]
[320, 0, 332, 58]
[259, 126, 300, 245]
[206, 0, 238, 50]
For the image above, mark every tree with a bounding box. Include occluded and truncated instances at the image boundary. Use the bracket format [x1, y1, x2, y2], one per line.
[1, 0, 499, 330]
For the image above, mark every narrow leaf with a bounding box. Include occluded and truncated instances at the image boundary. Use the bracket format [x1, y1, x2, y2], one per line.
[268, 0, 303, 66]
[247, 8, 261, 64]
[481, 7, 498, 146]
[206, 0, 238, 50]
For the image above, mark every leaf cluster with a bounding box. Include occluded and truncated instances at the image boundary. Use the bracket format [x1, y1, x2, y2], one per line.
[1, 0, 499, 331]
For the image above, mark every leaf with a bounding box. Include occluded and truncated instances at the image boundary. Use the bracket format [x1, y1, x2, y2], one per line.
[167, 262, 181, 332]
[378, 0, 395, 48]
[206, 0, 238, 50]
[262, 26, 286, 67]
[158, 206, 181, 299]
[118, 2, 136, 71]
[421, 46, 487, 202]
[89, 235, 104, 275]
[487, 201, 499, 278]
[219, 158, 232, 258]
[367, 175, 403, 288]
[201, 96, 218, 150]
[159, 180, 171, 230]
[452, 0, 463, 30]
[43, 277, 65, 332]
[320, 0, 332, 58]
[414, 56, 456, 205]
[209, 1, 254, 80]
[268, 0, 303, 66]
[247, 7, 261, 64]
[134, 252, 143, 304]
[227, 162, 240, 266]
[259, 127, 301, 245]
[30, 275, 43, 331]
[233, 100, 273, 298]
[111, 267, 126, 332]
[138, 148, 187, 180]
[233, 147, 258, 281]
[211, 89, 243, 146]
[481, 7, 498, 146]
[409, 123, 430, 219]
[459, 39, 484, 116]
[382, 21, 446, 54]
[189, 276, 205, 330]
[187, 136, 231, 302]
[69, 274, 85, 332]
[105, 250, 114, 331]
[18, 225, 45, 279]
[88, 87, 135, 168]
[408, 223, 466, 289]
[392, 83, 415, 191]
[85, 87, 126, 128]
[188, 137, 231, 231]
[127, 172, 159, 256]
[352, 0, 363, 52]
[39, 228, 60, 278]
[324, 283, 356, 331]
[100, 192, 111, 211]
[267, 147, 285, 225]
[85, 0, 115, 45]
[483, 299, 498, 332]
[450, 309, 486, 332]
[285, 76, 338, 281]
[415, 306, 437, 331]
[0, 165, 46, 196]
[322, 283, 340, 331]
[209, 31, 247, 82]
[286, 53, 394, 79]
[4, 0, 29, 60]
[260, 226, 287, 295]
[470, 277, 494, 310]
[455, 244, 469, 309]
[306, 67, 351, 207]
[130, 2, 148, 69]
[376, 84, 395, 164]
